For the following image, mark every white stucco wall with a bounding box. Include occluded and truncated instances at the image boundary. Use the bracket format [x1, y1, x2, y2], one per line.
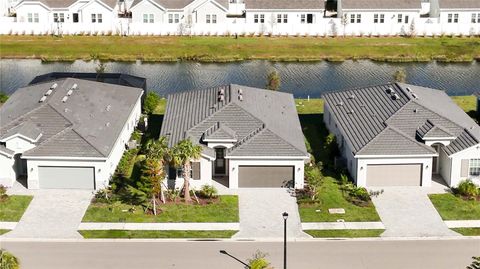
[130, 0, 165, 25]
[79, 0, 117, 32]
[167, 156, 213, 190]
[4, 136, 37, 153]
[356, 156, 433, 187]
[448, 144, 480, 187]
[227, 158, 305, 189]
[0, 152, 15, 187]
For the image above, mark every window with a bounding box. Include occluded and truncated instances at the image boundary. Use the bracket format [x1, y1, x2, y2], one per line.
[253, 14, 263, 23]
[206, 14, 216, 23]
[27, 13, 33, 23]
[277, 14, 287, 23]
[34, 13, 39, 22]
[350, 14, 361, 23]
[470, 159, 480, 176]
[206, 14, 210, 23]
[212, 14, 217, 23]
[53, 13, 64, 23]
[97, 14, 102, 23]
[448, 13, 459, 23]
[472, 13, 480, 23]
[260, 14, 264, 23]
[254, 14, 259, 23]
[454, 13, 458, 23]
[374, 14, 378, 23]
[143, 14, 154, 23]
[405, 15, 409, 23]
[300, 14, 306, 24]
[91, 13, 96, 23]
[398, 14, 402, 23]
[73, 13, 79, 23]
[168, 14, 179, 23]
[380, 14, 384, 23]
[374, 14, 384, 23]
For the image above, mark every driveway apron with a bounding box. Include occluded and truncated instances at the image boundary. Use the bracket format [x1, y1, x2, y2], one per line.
[233, 188, 310, 240]
[3, 189, 93, 239]
[369, 187, 459, 237]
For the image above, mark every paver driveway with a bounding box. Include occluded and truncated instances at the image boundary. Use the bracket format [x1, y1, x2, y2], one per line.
[233, 188, 310, 240]
[369, 186, 459, 238]
[4, 186, 93, 239]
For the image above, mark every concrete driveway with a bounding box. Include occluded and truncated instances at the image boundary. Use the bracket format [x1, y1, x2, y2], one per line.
[369, 186, 459, 238]
[4, 183, 93, 239]
[233, 188, 310, 240]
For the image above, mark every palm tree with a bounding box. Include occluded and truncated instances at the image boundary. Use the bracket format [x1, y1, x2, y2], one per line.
[170, 139, 202, 203]
[142, 137, 169, 213]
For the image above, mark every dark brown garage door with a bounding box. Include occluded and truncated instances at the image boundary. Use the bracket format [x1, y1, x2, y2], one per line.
[238, 166, 294, 188]
[366, 164, 422, 187]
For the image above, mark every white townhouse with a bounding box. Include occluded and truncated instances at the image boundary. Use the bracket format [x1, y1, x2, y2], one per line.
[7, 0, 122, 35]
[0, 74, 144, 190]
[436, 0, 480, 35]
[242, 0, 327, 36]
[129, 0, 229, 35]
[337, 0, 422, 36]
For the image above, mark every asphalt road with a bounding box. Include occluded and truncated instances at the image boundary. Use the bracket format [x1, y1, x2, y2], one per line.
[1, 238, 479, 269]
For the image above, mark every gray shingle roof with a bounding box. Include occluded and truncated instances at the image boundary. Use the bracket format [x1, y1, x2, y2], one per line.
[323, 82, 480, 157]
[0, 145, 14, 157]
[19, 0, 118, 9]
[245, 0, 324, 10]
[131, 0, 227, 10]
[340, 0, 421, 10]
[439, 0, 480, 9]
[1, 120, 43, 141]
[444, 129, 479, 155]
[160, 84, 308, 158]
[0, 77, 143, 158]
[204, 122, 237, 141]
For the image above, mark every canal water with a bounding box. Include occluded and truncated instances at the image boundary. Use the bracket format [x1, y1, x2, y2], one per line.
[1, 59, 479, 97]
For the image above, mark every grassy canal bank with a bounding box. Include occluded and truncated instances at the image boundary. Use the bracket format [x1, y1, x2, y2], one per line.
[1, 36, 479, 63]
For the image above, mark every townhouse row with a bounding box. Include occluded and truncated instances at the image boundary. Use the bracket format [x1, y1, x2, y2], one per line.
[1, 0, 479, 36]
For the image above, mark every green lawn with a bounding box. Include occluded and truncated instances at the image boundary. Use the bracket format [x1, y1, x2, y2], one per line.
[298, 177, 381, 222]
[0, 195, 33, 222]
[79, 230, 237, 239]
[1, 36, 479, 62]
[451, 228, 480, 236]
[295, 99, 324, 114]
[0, 229, 10, 235]
[429, 193, 480, 220]
[82, 195, 239, 223]
[305, 229, 384, 238]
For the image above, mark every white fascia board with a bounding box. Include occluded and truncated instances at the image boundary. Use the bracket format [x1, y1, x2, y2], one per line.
[422, 137, 456, 141]
[342, 8, 420, 12]
[246, 9, 324, 12]
[203, 138, 236, 143]
[0, 133, 42, 144]
[0, 150, 14, 158]
[201, 153, 216, 161]
[440, 8, 480, 11]
[21, 156, 107, 161]
[226, 155, 309, 160]
[15, 1, 51, 10]
[448, 143, 480, 158]
[79, 0, 114, 11]
[355, 153, 438, 158]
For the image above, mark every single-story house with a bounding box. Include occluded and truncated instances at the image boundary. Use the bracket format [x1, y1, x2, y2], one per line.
[323, 83, 480, 187]
[160, 84, 309, 189]
[0, 75, 143, 189]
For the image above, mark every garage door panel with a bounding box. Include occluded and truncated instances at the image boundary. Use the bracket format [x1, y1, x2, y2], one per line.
[38, 166, 95, 189]
[238, 166, 293, 188]
[366, 164, 422, 187]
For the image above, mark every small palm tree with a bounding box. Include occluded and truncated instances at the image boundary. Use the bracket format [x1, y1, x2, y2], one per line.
[171, 139, 202, 203]
[142, 137, 169, 213]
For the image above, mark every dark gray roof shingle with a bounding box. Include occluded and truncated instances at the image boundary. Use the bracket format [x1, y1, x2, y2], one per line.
[1, 77, 143, 158]
[160, 84, 308, 158]
[131, 0, 228, 10]
[323, 82, 480, 157]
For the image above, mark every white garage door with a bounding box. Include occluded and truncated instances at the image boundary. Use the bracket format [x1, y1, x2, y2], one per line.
[366, 164, 422, 187]
[238, 166, 294, 188]
[38, 166, 95, 189]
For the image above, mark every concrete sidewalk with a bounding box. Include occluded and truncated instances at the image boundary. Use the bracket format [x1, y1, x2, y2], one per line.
[302, 222, 385, 230]
[79, 222, 239, 230]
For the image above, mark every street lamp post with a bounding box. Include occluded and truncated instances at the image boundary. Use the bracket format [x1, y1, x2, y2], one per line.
[282, 212, 288, 269]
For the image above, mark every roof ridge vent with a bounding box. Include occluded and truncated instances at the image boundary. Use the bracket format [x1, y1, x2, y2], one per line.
[66, 89, 73, 96]
[411, 93, 418, 99]
[348, 94, 355, 99]
[106, 104, 112, 111]
[71, 83, 78, 90]
[406, 87, 412, 93]
[392, 93, 400, 100]
[347, 109, 354, 114]
[386, 87, 395, 94]
[39, 96, 47, 103]
[50, 83, 58, 90]
[62, 96, 68, 103]
[45, 89, 53, 96]
[336, 101, 344, 106]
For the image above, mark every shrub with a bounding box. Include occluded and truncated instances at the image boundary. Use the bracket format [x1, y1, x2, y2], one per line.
[247, 251, 272, 269]
[455, 179, 479, 198]
[0, 185, 8, 202]
[197, 185, 218, 199]
[93, 188, 117, 204]
[144, 92, 160, 114]
[0, 249, 20, 269]
[115, 149, 138, 177]
[342, 183, 371, 206]
[297, 164, 323, 202]
[0, 92, 8, 103]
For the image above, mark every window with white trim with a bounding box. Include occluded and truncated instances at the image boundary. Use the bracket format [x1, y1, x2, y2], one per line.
[168, 14, 179, 23]
[143, 13, 154, 23]
[53, 13, 64, 23]
[350, 14, 361, 23]
[470, 159, 480, 176]
[206, 14, 217, 23]
[448, 13, 459, 23]
[277, 14, 287, 23]
[472, 13, 480, 23]
[28, 13, 39, 23]
[374, 14, 384, 23]
[206, 14, 211, 23]
[212, 14, 217, 23]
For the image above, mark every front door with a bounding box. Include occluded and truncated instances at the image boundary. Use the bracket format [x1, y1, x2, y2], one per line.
[214, 148, 226, 175]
